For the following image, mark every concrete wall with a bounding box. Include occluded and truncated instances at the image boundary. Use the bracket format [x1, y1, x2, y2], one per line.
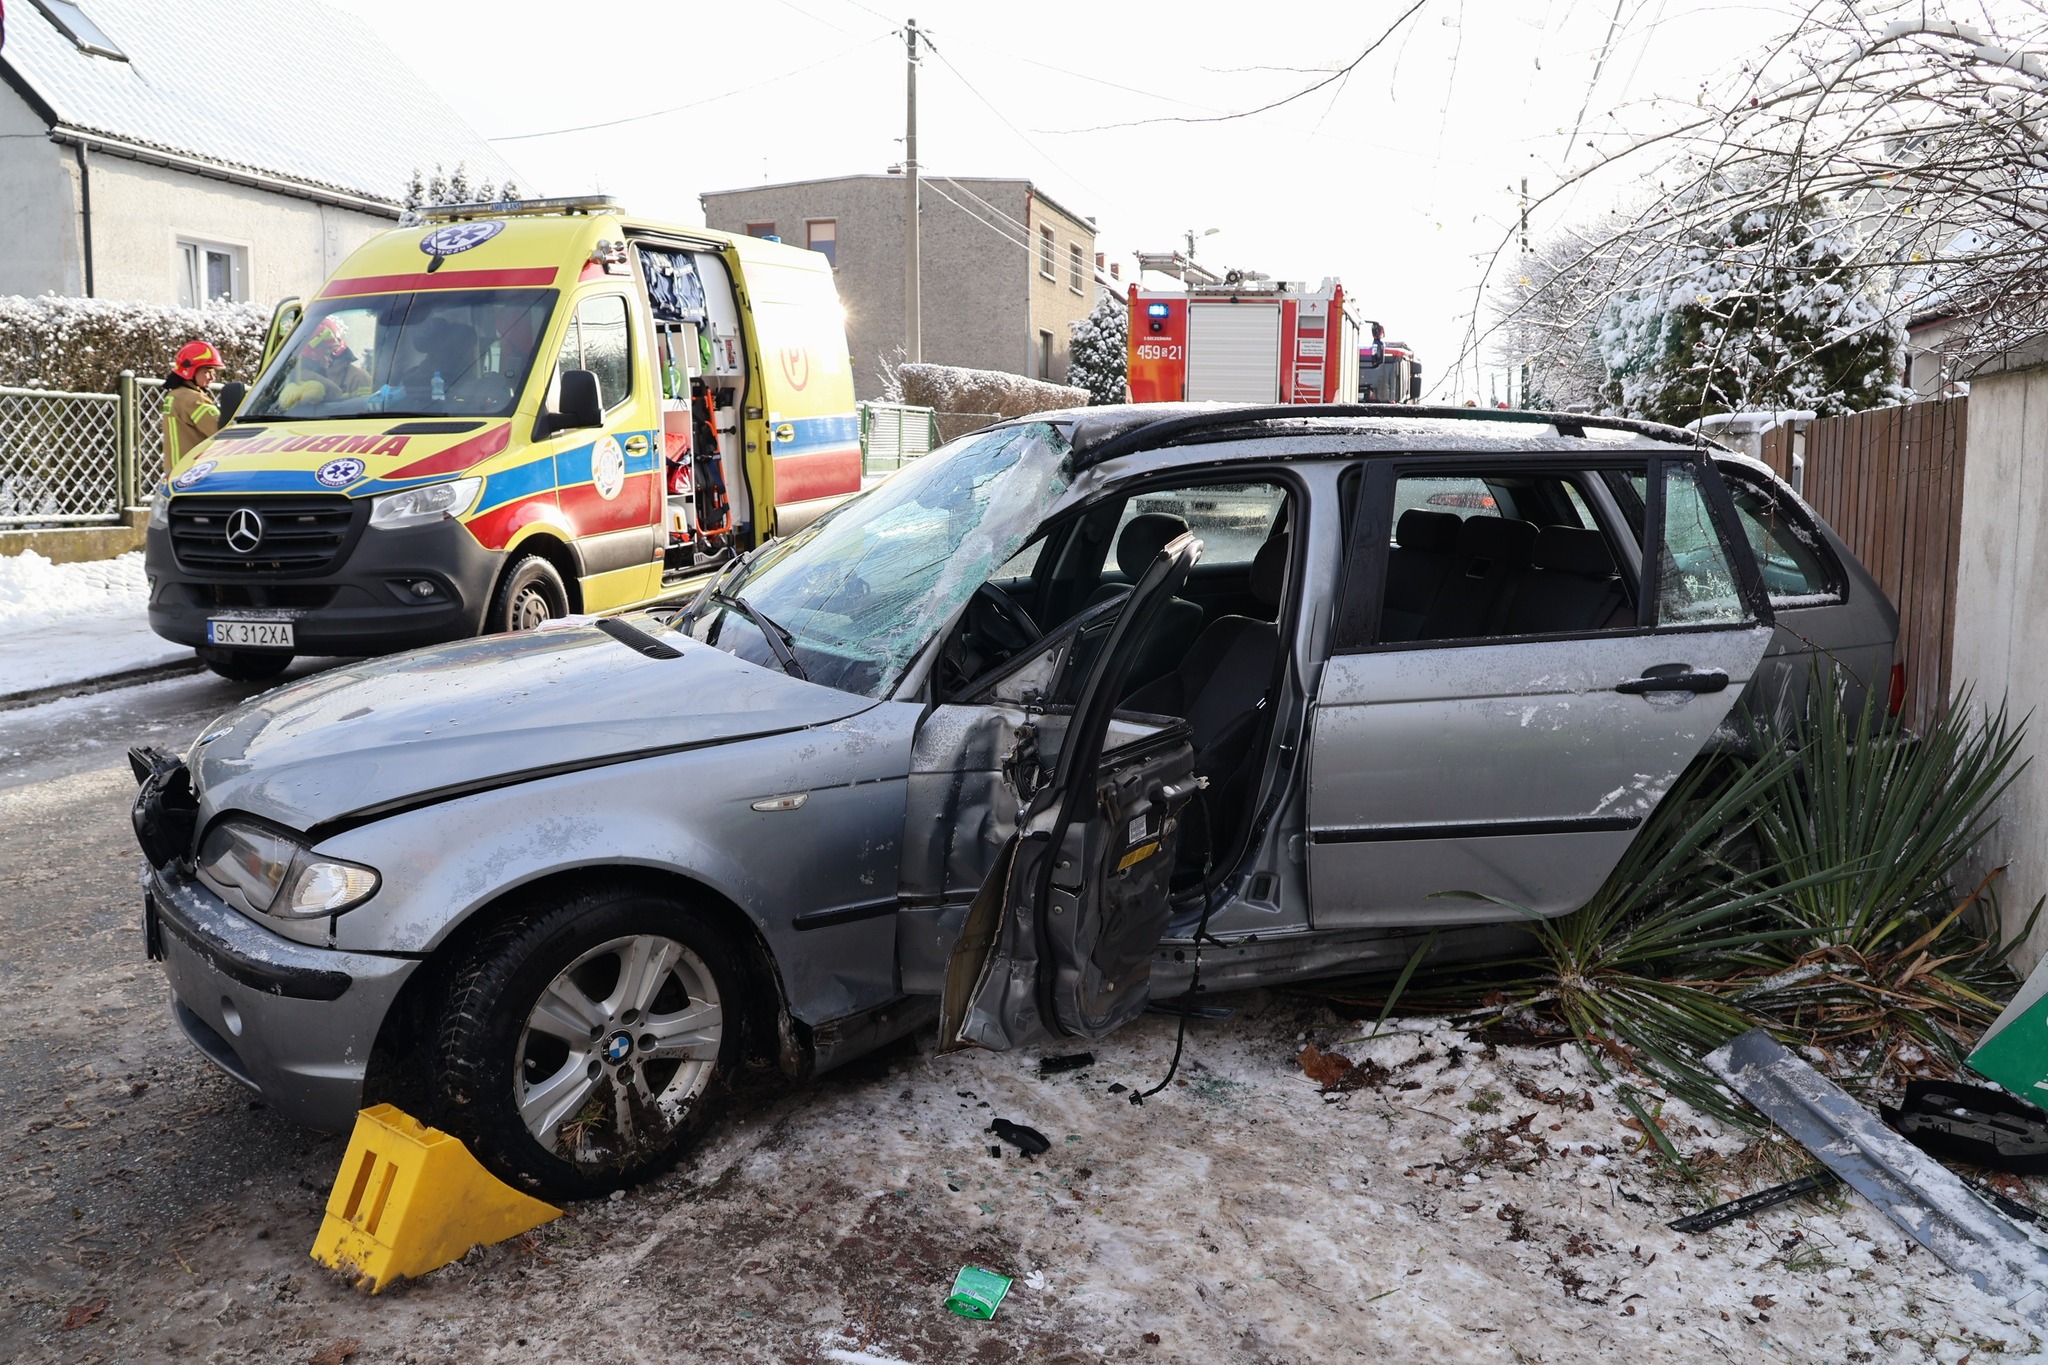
[0, 83, 393, 307]
[0, 85, 85, 297]
[1024, 189, 1095, 385]
[81, 155, 390, 305]
[703, 175, 1096, 401]
[1949, 362, 2048, 973]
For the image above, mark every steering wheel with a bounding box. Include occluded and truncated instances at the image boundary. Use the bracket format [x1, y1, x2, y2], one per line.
[970, 582, 1043, 655]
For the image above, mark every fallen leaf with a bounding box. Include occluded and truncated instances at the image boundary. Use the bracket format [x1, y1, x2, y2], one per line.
[1297, 1044, 1354, 1088]
[1751, 1294, 1776, 1310]
[60, 1300, 106, 1331]
[309, 1340, 361, 1365]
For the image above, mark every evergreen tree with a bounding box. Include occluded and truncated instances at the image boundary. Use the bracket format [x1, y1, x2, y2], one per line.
[1068, 294, 1128, 405]
[1599, 200, 1900, 425]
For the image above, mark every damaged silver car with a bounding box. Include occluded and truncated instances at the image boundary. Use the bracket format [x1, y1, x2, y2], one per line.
[130, 405, 1897, 1196]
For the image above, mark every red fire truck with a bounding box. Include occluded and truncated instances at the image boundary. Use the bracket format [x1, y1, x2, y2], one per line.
[1127, 276, 1362, 404]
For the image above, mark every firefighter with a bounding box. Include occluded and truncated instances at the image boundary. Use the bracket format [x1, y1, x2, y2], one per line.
[279, 316, 374, 410]
[162, 340, 224, 462]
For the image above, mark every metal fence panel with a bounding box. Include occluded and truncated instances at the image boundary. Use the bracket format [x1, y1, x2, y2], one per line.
[859, 401, 940, 475]
[0, 386, 123, 526]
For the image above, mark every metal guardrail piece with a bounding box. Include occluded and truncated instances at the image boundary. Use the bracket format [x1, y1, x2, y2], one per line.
[1706, 1028, 2048, 1320]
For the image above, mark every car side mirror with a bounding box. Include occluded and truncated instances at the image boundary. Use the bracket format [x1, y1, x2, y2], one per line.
[557, 369, 604, 430]
[216, 381, 246, 425]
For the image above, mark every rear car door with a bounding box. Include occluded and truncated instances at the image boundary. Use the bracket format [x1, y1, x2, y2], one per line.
[1306, 452, 1774, 927]
[938, 537, 1204, 1052]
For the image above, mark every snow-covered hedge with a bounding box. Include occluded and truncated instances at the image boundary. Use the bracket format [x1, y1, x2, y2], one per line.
[0, 296, 270, 394]
[899, 363, 1086, 421]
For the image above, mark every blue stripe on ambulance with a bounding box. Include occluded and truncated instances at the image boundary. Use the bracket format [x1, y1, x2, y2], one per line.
[554, 432, 659, 487]
[473, 454, 560, 514]
[772, 413, 860, 457]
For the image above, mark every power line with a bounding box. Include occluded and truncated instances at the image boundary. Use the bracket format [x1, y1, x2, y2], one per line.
[1056, 0, 1429, 132]
[924, 42, 1121, 211]
[489, 35, 888, 141]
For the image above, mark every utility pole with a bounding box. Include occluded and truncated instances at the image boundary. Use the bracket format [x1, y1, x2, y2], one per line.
[904, 18, 923, 365]
[1519, 175, 1531, 409]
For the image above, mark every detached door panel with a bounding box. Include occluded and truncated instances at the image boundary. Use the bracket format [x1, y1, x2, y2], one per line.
[941, 537, 1203, 1052]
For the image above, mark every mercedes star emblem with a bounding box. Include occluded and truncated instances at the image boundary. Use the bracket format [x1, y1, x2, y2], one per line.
[224, 507, 265, 554]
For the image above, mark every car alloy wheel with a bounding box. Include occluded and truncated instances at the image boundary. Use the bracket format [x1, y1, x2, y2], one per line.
[515, 933, 724, 1165]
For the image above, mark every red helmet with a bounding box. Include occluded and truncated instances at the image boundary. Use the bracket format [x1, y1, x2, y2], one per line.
[301, 316, 351, 363]
[173, 340, 222, 382]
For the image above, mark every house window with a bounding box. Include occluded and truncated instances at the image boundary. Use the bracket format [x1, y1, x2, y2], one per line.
[806, 219, 837, 268]
[177, 240, 244, 307]
[1069, 243, 1084, 294]
[1039, 226, 1055, 280]
[746, 222, 777, 240]
[1039, 329, 1055, 380]
[28, 0, 127, 59]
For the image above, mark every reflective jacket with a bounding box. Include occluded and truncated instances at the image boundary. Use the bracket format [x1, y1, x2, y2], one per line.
[162, 379, 220, 462]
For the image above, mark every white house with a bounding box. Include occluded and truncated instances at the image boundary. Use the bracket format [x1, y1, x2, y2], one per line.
[0, 0, 520, 308]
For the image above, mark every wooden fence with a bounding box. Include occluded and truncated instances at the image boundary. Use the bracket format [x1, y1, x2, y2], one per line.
[1760, 398, 1969, 731]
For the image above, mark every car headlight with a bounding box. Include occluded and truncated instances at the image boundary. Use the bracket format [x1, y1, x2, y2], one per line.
[368, 476, 482, 530]
[195, 818, 380, 919]
[148, 489, 170, 529]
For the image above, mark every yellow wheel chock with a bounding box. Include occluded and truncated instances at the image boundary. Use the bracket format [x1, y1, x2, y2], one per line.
[311, 1104, 562, 1292]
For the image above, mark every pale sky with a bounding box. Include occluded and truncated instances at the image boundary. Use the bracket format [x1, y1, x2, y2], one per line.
[338, 0, 1816, 402]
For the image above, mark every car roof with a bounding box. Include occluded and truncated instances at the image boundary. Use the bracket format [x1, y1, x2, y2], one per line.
[1000, 403, 1719, 470]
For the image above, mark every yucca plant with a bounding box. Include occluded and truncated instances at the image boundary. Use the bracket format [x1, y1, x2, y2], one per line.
[1732, 681, 2037, 1082]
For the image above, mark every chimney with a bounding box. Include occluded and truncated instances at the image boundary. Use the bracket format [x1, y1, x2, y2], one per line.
[1110, 262, 1120, 281]
[1095, 252, 1105, 269]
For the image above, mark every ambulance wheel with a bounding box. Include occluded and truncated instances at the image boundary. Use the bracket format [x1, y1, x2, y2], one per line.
[197, 648, 293, 682]
[431, 884, 746, 1198]
[489, 554, 569, 633]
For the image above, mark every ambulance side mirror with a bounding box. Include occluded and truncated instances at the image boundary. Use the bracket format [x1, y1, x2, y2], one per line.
[556, 369, 605, 430]
[217, 381, 247, 426]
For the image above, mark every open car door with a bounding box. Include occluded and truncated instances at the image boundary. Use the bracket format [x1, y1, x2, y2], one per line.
[258, 297, 304, 376]
[939, 535, 1205, 1053]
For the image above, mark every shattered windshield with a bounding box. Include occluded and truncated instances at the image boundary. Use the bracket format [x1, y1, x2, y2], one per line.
[239, 289, 556, 420]
[683, 422, 1072, 697]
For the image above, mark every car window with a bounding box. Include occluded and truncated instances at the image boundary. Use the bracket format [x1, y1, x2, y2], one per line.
[1376, 469, 1633, 644]
[545, 294, 634, 414]
[1656, 463, 1752, 626]
[1108, 483, 1286, 573]
[1722, 473, 1841, 607]
[683, 422, 1071, 697]
[1392, 475, 1497, 524]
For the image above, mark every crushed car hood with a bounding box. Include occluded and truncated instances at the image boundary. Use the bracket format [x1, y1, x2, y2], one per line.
[190, 621, 877, 834]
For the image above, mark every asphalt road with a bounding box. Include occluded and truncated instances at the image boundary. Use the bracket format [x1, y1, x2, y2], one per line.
[0, 661, 361, 1357]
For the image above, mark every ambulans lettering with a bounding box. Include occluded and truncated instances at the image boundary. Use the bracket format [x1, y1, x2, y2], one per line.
[218, 434, 411, 457]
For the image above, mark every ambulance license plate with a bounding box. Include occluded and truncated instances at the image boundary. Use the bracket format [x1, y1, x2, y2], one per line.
[206, 618, 294, 649]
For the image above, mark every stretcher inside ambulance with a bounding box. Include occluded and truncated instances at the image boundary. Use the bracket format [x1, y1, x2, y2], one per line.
[144, 198, 861, 681]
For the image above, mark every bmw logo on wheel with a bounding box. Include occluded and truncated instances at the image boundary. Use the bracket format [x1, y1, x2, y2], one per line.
[604, 1031, 634, 1064]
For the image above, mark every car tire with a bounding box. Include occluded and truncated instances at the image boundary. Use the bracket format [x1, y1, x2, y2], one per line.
[196, 647, 293, 682]
[432, 885, 746, 1198]
[488, 554, 569, 633]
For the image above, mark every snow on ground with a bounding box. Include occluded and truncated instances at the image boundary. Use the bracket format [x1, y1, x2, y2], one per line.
[0, 551, 185, 697]
[86, 995, 2040, 1363]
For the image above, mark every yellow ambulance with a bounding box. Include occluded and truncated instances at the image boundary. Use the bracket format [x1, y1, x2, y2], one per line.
[144, 196, 860, 679]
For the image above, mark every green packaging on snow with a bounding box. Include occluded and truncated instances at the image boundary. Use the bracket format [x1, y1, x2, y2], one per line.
[1969, 953, 2048, 1106]
[945, 1265, 1012, 1319]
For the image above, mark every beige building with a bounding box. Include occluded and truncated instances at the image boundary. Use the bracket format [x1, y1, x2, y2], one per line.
[0, 0, 520, 307]
[702, 174, 1097, 399]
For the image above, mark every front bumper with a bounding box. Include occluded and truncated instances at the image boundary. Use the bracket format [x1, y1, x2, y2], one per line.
[146, 861, 420, 1133]
[144, 513, 502, 655]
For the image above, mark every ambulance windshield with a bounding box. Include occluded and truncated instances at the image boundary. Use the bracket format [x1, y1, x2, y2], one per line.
[240, 289, 557, 421]
[682, 422, 1073, 698]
